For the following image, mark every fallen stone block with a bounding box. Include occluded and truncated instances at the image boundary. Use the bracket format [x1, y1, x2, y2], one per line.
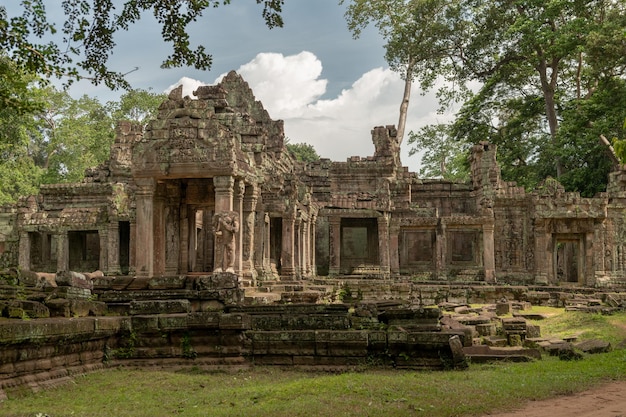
[56, 271, 93, 290]
[574, 339, 611, 354]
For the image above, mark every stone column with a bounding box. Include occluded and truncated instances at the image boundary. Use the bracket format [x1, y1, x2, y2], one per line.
[106, 222, 120, 275]
[281, 212, 296, 279]
[482, 222, 496, 282]
[98, 228, 109, 274]
[377, 215, 391, 277]
[253, 209, 266, 277]
[263, 213, 271, 273]
[18, 232, 30, 271]
[302, 216, 310, 277]
[389, 220, 400, 275]
[129, 221, 136, 275]
[165, 183, 181, 275]
[56, 232, 69, 273]
[328, 216, 341, 275]
[585, 231, 595, 286]
[294, 215, 302, 277]
[213, 175, 234, 212]
[533, 221, 550, 284]
[236, 180, 245, 275]
[135, 178, 156, 277]
[243, 185, 258, 280]
[436, 222, 447, 280]
[153, 185, 166, 276]
[309, 213, 317, 276]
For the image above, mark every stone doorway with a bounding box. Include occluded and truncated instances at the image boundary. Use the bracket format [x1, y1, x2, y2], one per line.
[118, 221, 130, 275]
[340, 218, 379, 274]
[555, 236, 583, 285]
[270, 217, 282, 275]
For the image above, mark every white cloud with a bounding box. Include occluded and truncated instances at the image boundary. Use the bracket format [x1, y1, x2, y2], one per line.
[165, 52, 456, 172]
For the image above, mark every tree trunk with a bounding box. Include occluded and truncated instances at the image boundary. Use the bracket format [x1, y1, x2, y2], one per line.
[396, 62, 413, 147]
[536, 54, 563, 177]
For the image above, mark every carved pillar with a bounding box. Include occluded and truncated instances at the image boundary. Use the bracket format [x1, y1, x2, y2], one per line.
[243, 185, 258, 280]
[302, 216, 310, 277]
[281, 212, 296, 279]
[389, 220, 400, 275]
[482, 222, 496, 282]
[309, 215, 317, 277]
[294, 215, 302, 278]
[56, 232, 69, 273]
[153, 183, 166, 276]
[135, 178, 156, 277]
[179, 204, 189, 274]
[377, 215, 391, 277]
[253, 208, 266, 277]
[106, 222, 120, 275]
[129, 221, 136, 275]
[585, 231, 595, 286]
[236, 180, 245, 275]
[18, 232, 31, 271]
[263, 213, 271, 273]
[165, 183, 181, 275]
[98, 228, 109, 274]
[213, 175, 234, 213]
[436, 222, 447, 279]
[329, 216, 341, 275]
[534, 221, 551, 284]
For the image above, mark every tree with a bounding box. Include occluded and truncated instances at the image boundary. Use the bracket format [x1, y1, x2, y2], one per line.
[341, 0, 463, 145]
[407, 123, 469, 181]
[107, 88, 168, 127]
[286, 141, 320, 163]
[0, 1, 285, 93]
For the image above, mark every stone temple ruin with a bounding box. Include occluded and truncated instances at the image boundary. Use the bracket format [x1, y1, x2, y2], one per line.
[1, 71, 625, 394]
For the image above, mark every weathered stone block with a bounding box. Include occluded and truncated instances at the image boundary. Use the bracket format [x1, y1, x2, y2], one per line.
[219, 313, 250, 330]
[131, 315, 159, 333]
[129, 299, 190, 315]
[195, 273, 238, 290]
[158, 314, 188, 331]
[187, 312, 221, 328]
[56, 271, 93, 290]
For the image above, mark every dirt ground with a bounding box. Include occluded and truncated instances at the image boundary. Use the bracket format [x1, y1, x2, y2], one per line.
[482, 381, 626, 417]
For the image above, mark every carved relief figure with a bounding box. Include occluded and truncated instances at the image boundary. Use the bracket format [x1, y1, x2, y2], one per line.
[213, 211, 240, 273]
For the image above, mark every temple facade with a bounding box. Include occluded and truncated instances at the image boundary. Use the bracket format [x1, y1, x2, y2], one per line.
[1, 71, 626, 288]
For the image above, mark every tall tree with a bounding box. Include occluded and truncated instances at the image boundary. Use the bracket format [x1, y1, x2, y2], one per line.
[0, 1, 284, 93]
[107, 88, 168, 127]
[341, 0, 463, 145]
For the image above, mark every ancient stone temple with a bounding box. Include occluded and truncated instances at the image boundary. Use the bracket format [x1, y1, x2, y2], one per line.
[1, 70, 626, 288]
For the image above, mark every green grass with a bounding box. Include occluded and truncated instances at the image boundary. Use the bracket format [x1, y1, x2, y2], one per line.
[1, 309, 626, 417]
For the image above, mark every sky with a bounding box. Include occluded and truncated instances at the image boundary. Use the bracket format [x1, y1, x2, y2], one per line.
[9, 0, 458, 172]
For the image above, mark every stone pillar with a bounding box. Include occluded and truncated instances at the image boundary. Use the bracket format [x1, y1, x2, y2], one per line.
[253, 209, 266, 277]
[18, 232, 30, 271]
[389, 220, 400, 275]
[236, 180, 245, 275]
[263, 213, 271, 273]
[294, 215, 302, 277]
[243, 185, 258, 280]
[281, 212, 296, 279]
[213, 176, 234, 213]
[309, 213, 317, 276]
[377, 215, 391, 277]
[98, 228, 109, 274]
[106, 222, 120, 275]
[482, 222, 496, 282]
[153, 185, 166, 276]
[56, 232, 69, 273]
[585, 231, 595, 286]
[135, 178, 156, 277]
[302, 216, 310, 277]
[164, 184, 181, 275]
[129, 221, 136, 275]
[534, 221, 550, 284]
[328, 216, 341, 275]
[436, 222, 447, 279]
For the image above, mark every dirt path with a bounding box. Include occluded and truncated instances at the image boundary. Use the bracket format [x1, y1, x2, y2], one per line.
[482, 381, 626, 417]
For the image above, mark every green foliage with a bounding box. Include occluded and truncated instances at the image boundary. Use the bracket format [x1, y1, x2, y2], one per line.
[407, 123, 470, 181]
[0, 1, 284, 90]
[285, 141, 320, 163]
[107, 88, 167, 127]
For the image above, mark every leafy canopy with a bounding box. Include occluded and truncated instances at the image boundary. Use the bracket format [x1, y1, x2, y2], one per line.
[0, 1, 284, 90]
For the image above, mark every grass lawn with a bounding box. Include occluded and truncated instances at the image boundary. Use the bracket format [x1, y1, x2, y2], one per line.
[1, 308, 626, 417]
